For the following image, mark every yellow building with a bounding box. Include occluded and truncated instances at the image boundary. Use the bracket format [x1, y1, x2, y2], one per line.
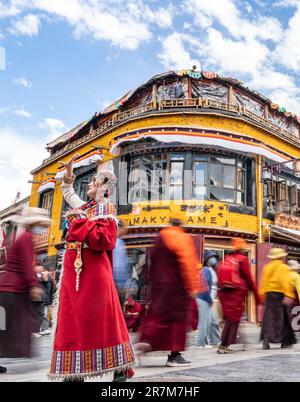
[29, 69, 300, 322]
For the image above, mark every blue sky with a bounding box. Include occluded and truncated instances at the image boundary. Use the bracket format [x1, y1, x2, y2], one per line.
[1, 0, 300, 209]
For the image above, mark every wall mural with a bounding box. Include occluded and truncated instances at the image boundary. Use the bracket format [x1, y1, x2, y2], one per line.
[156, 80, 186, 102]
[234, 91, 265, 117]
[268, 112, 299, 136]
[192, 81, 228, 102]
[125, 88, 153, 109]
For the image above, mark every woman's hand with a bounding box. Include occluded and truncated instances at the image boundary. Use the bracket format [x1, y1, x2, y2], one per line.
[58, 153, 80, 178]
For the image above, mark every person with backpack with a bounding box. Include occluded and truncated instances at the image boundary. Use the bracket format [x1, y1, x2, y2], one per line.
[217, 238, 261, 354]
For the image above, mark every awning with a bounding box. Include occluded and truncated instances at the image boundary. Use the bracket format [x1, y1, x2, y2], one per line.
[270, 225, 300, 243]
[110, 127, 295, 166]
[38, 179, 56, 194]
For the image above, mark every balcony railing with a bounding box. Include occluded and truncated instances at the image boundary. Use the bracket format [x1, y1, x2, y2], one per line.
[34, 231, 49, 248]
[38, 98, 300, 170]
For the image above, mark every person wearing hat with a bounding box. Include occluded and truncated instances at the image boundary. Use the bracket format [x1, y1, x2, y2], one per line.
[49, 154, 135, 381]
[217, 238, 261, 354]
[135, 211, 208, 367]
[0, 207, 51, 368]
[259, 248, 297, 350]
[196, 250, 220, 348]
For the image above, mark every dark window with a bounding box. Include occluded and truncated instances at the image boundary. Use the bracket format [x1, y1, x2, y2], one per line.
[39, 190, 53, 217]
[127, 151, 248, 205]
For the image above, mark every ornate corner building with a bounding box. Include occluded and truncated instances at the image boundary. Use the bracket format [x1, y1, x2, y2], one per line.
[29, 69, 300, 322]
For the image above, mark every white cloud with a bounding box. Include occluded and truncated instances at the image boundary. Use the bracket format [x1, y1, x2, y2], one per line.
[28, 0, 152, 50]
[274, 4, 300, 71]
[9, 13, 41, 36]
[14, 108, 32, 118]
[183, 0, 283, 42]
[39, 118, 66, 141]
[13, 76, 32, 88]
[157, 32, 200, 70]
[197, 28, 268, 76]
[128, 2, 174, 29]
[268, 88, 300, 115]
[1, 0, 173, 50]
[0, 1, 23, 18]
[0, 127, 47, 210]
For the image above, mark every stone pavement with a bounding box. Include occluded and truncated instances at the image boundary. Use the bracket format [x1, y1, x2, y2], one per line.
[0, 325, 300, 382]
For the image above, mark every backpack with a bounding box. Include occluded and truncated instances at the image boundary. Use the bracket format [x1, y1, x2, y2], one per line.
[218, 255, 246, 290]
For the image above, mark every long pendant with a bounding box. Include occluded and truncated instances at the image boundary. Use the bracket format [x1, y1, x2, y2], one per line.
[74, 242, 83, 291]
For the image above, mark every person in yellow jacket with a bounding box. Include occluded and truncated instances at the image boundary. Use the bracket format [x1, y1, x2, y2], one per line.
[287, 260, 300, 302]
[259, 248, 297, 350]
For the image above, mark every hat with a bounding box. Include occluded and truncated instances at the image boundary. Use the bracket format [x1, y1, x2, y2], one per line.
[18, 207, 52, 226]
[231, 238, 247, 250]
[287, 260, 300, 271]
[267, 248, 288, 260]
[96, 159, 117, 194]
[0, 214, 22, 225]
[204, 250, 218, 264]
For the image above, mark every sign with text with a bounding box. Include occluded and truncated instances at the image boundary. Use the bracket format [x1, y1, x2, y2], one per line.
[121, 201, 230, 228]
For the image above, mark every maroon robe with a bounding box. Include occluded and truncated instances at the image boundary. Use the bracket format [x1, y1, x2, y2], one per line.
[139, 232, 199, 351]
[0, 230, 39, 357]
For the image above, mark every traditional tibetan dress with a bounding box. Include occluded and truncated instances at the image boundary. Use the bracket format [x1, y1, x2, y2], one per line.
[49, 181, 135, 380]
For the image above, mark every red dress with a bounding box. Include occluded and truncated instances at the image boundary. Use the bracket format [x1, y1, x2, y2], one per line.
[49, 205, 135, 380]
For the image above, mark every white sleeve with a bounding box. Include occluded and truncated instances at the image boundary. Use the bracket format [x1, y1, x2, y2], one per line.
[61, 180, 85, 209]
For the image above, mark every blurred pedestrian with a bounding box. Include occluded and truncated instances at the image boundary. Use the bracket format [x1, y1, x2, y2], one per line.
[136, 212, 207, 367]
[0, 208, 51, 368]
[196, 251, 220, 348]
[40, 268, 55, 335]
[123, 296, 144, 332]
[49, 155, 135, 381]
[217, 238, 260, 354]
[287, 260, 300, 302]
[113, 220, 129, 305]
[260, 249, 297, 350]
[31, 265, 45, 338]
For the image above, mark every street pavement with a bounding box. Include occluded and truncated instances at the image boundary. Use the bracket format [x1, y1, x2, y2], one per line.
[1, 325, 300, 382]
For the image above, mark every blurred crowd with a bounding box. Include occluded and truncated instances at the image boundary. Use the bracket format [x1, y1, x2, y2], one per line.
[0, 205, 300, 377]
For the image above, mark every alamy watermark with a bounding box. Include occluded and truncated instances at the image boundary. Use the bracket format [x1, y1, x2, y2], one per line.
[0, 46, 6, 71]
[292, 306, 300, 331]
[0, 306, 6, 331]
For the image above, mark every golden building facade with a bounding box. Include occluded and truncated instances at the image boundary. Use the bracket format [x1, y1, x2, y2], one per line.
[29, 69, 300, 322]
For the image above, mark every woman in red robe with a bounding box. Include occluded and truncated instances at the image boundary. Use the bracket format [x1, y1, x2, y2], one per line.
[49, 155, 135, 381]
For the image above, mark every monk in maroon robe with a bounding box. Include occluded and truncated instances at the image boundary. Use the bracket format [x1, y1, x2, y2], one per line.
[136, 216, 208, 367]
